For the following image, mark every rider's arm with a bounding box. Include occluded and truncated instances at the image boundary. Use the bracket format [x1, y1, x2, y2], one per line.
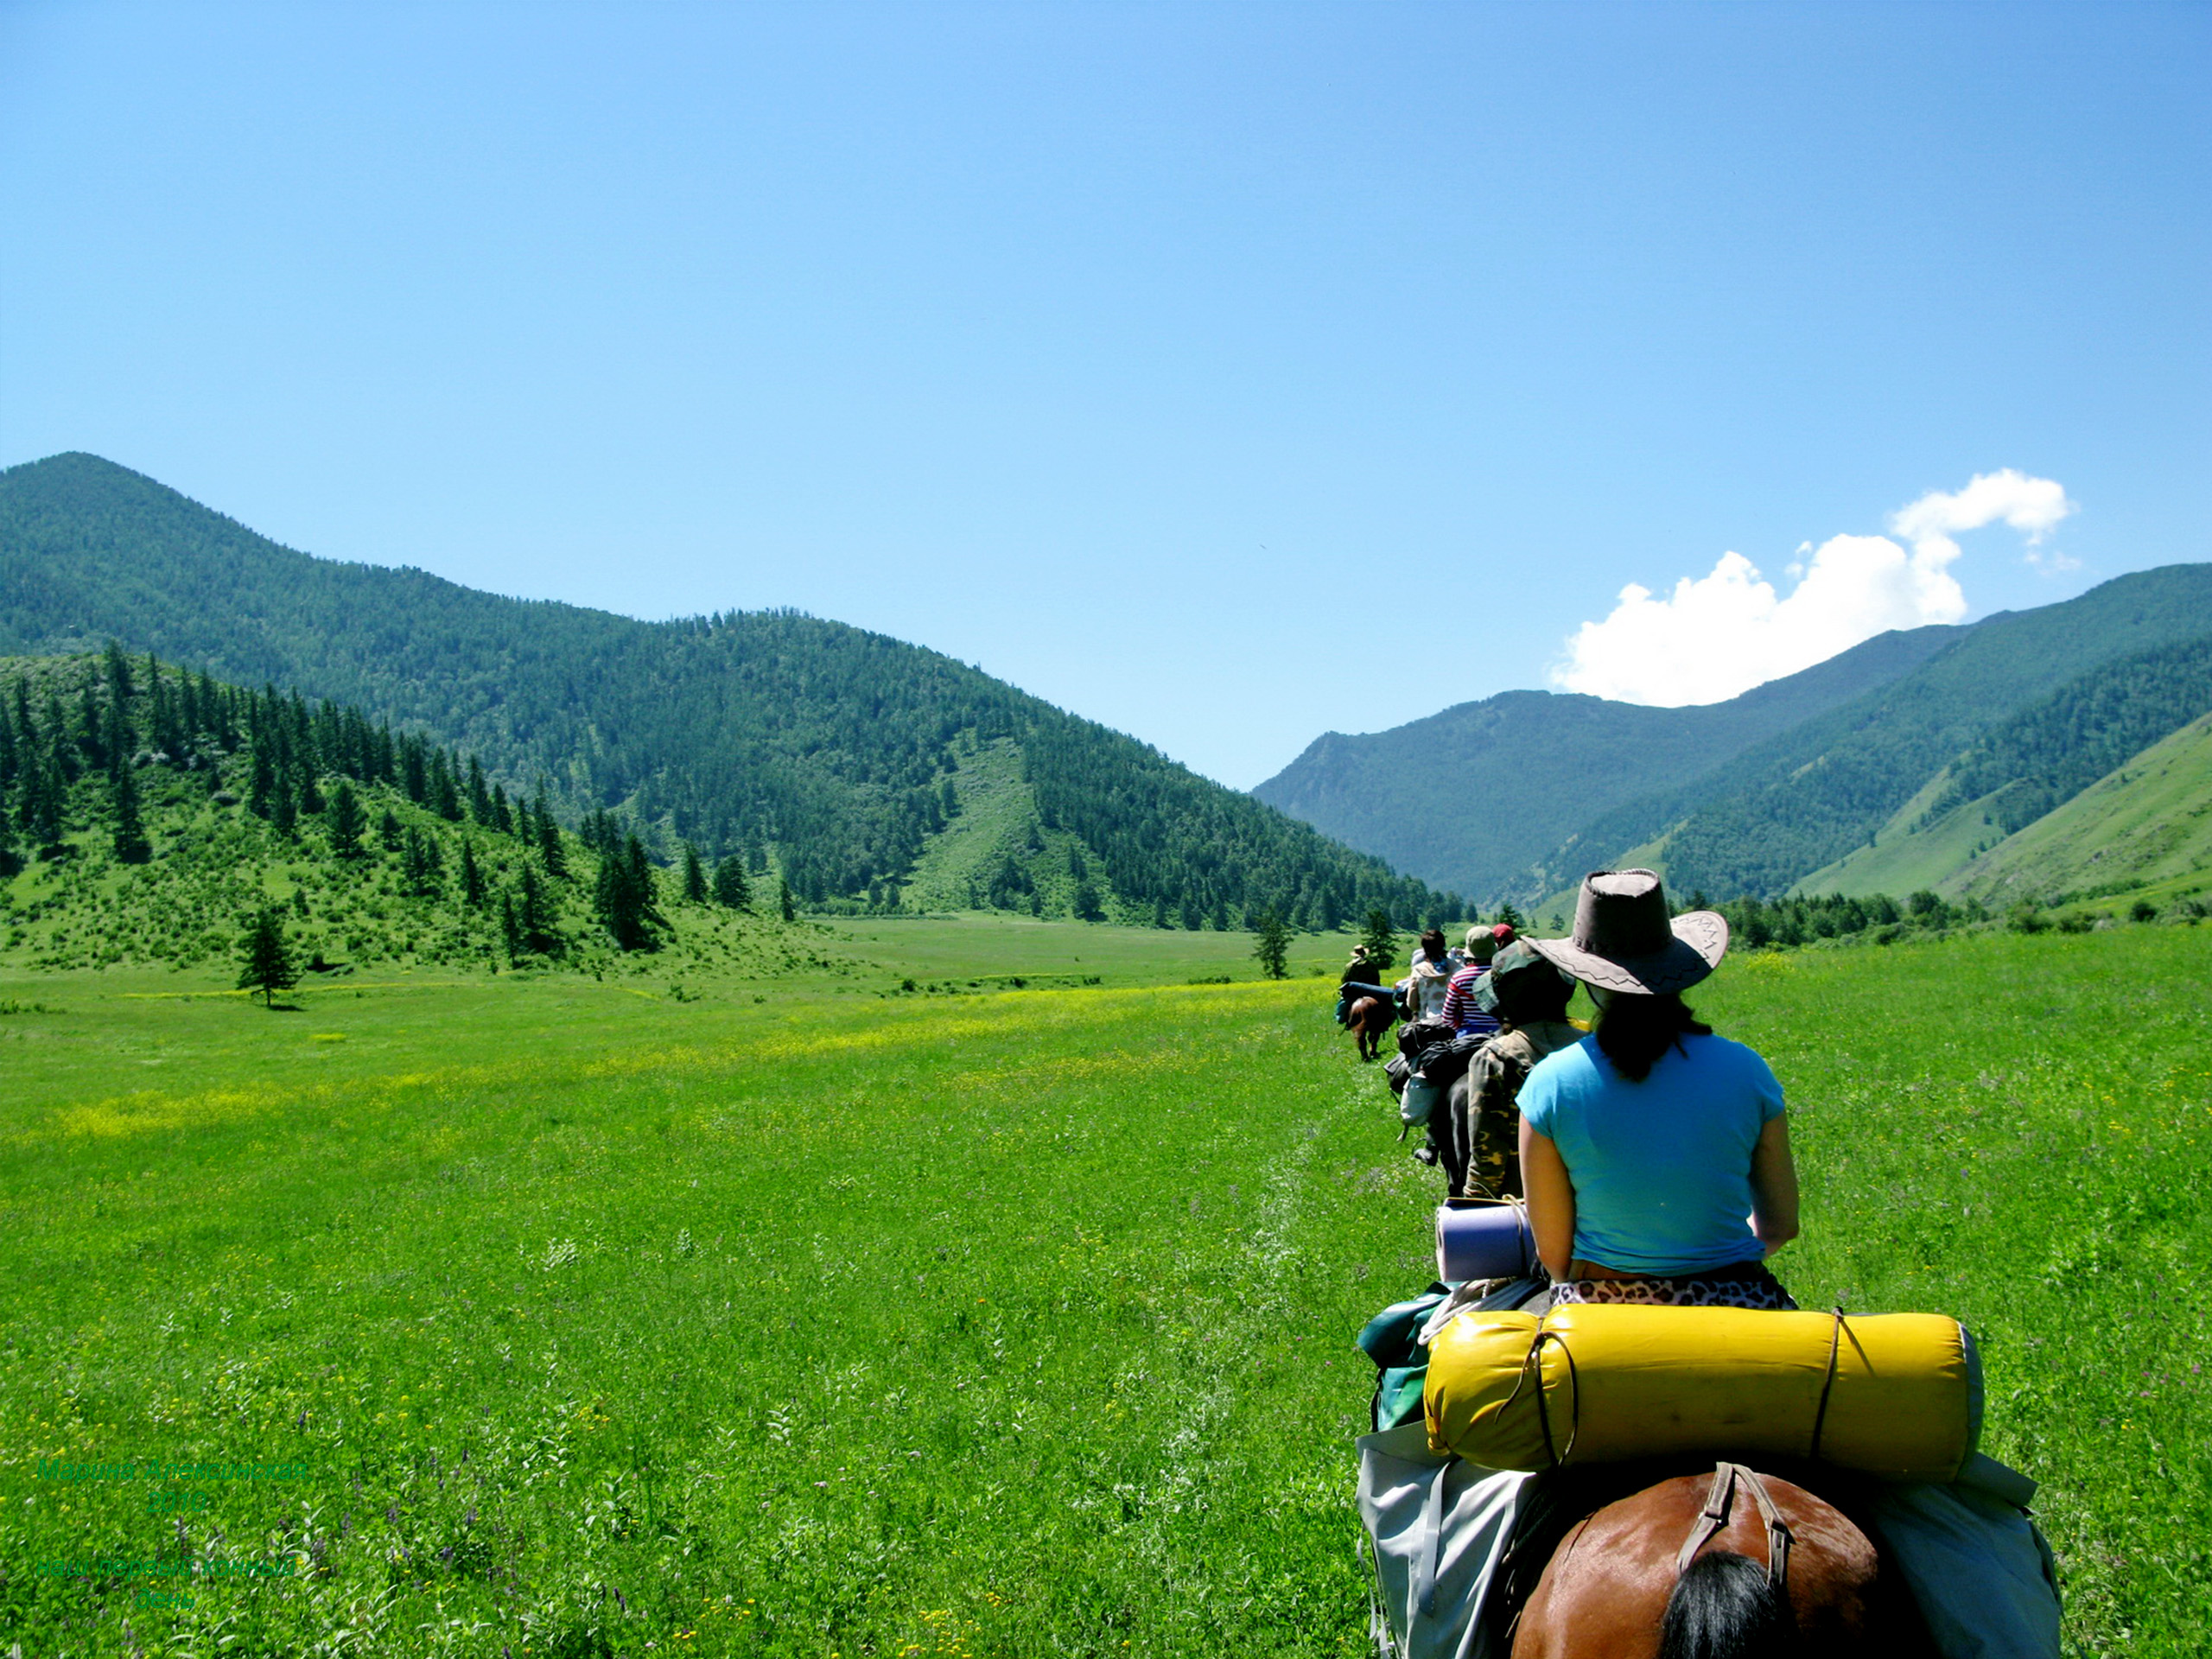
[1519, 1119, 1576, 1281]
[1748, 1111, 1800, 1257]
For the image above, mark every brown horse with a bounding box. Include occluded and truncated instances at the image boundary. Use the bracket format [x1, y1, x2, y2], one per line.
[1512, 1462, 1931, 1658]
[1346, 994, 1395, 1061]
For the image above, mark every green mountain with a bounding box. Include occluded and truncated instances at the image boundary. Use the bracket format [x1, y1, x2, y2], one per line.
[1621, 567, 2212, 899]
[0, 452, 1446, 928]
[0, 650, 823, 978]
[1796, 630, 2212, 910]
[1941, 712, 2212, 908]
[1249, 625, 1961, 903]
[1257, 561, 2212, 909]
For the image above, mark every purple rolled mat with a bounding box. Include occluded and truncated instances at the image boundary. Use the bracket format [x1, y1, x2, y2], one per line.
[1434, 1199, 1536, 1282]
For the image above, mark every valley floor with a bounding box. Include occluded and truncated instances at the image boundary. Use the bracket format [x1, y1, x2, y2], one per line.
[1, 925, 2205, 1655]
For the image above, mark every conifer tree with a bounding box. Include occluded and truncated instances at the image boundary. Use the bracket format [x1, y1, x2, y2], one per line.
[779, 874, 797, 923]
[682, 842, 709, 903]
[21, 753, 63, 848]
[378, 808, 404, 852]
[533, 789, 567, 877]
[1251, 909, 1290, 980]
[249, 749, 276, 819]
[499, 891, 522, 961]
[273, 772, 299, 837]
[1360, 910, 1397, 975]
[518, 863, 563, 955]
[712, 855, 751, 910]
[110, 760, 151, 864]
[460, 837, 487, 907]
[327, 779, 365, 859]
[237, 906, 298, 1007]
[594, 834, 664, 950]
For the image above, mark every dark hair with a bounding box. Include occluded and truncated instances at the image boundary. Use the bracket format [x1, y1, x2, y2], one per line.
[1496, 964, 1573, 1027]
[1419, 928, 1447, 962]
[1594, 991, 1713, 1082]
[1658, 1549, 1796, 1657]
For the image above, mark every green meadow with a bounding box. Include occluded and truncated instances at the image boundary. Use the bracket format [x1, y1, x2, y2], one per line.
[2, 921, 2206, 1656]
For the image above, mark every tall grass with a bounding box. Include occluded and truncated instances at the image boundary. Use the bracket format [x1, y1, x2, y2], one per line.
[1, 923, 2204, 1655]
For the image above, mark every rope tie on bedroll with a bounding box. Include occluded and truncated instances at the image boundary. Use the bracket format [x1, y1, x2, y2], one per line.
[1498, 1324, 1581, 1469]
[1808, 1306, 1849, 1464]
[1674, 1463, 1794, 1592]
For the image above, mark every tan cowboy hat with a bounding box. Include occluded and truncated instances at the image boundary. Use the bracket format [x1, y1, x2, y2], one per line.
[1528, 868, 1726, 995]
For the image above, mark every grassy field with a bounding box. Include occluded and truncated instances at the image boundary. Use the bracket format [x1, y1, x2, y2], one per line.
[2, 921, 2206, 1656]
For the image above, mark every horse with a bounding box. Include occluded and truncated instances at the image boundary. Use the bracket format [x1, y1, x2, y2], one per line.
[1510, 1461, 1933, 1658]
[1346, 993, 1395, 1061]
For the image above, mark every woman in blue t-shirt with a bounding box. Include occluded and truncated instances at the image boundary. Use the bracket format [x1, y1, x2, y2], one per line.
[1516, 869, 1801, 1310]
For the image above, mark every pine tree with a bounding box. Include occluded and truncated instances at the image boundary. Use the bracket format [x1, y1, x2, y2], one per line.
[21, 753, 63, 848]
[518, 864, 562, 955]
[778, 875, 797, 923]
[499, 891, 522, 961]
[712, 855, 751, 910]
[682, 842, 709, 903]
[237, 907, 298, 1007]
[1252, 909, 1290, 980]
[460, 837, 487, 908]
[1360, 909, 1397, 975]
[111, 760, 152, 864]
[594, 834, 663, 951]
[249, 748, 276, 819]
[378, 808, 404, 852]
[327, 779, 365, 859]
[534, 790, 567, 876]
[403, 827, 440, 897]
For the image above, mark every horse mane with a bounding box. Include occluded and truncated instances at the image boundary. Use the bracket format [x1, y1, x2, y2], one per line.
[1657, 1549, 1797, 1657]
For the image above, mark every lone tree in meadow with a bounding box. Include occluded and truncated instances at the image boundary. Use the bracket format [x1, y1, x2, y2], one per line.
[237, 906, 298, 1007]
[1360, 909, 1397, 975]
[682, 842, 709, 903]
[1251, 909, 1290, 980]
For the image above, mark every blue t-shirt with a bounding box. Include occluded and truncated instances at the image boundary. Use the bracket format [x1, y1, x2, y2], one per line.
[1519, 1033, 1785, 1275]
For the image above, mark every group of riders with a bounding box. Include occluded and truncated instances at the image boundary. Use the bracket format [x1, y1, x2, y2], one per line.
[1342, 867, 1798, 1307]
[1341, 870, 2062, 1657]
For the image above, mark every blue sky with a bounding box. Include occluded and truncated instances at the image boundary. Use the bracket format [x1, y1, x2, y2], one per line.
[3, 1, 2206, 786]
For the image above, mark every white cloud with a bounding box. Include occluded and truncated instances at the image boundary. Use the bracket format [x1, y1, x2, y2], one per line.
[1549, 470, 2075, 706]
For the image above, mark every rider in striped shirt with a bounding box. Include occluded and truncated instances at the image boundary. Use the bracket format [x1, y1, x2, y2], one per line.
[1441, 923, 1516, 1038]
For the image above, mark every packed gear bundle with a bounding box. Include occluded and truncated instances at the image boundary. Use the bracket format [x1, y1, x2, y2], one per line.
[1423, 1304, 1981, 1484]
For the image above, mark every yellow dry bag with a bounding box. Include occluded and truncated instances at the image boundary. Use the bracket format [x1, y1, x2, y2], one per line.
[1424, 1304, 1980, 1484]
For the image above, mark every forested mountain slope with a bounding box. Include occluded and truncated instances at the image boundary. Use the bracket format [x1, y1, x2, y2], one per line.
[0, 650, 817, 976]
[0, 452, 1444, 926]
[1600, 565, 2212, 898]
[1796, 634, 2212, 902]
[1250, 625, 1961, 903]
[1942, 713, 2212, 907]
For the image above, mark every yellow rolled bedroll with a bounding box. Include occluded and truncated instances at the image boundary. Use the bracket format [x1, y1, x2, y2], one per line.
[1424, 1304, 1980, 1483]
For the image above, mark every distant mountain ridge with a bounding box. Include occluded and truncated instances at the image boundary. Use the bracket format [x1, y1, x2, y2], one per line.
[1253, 624, 1964, 901]
[1256, 562, 2212, 907]
[0, 452, 1446, 926]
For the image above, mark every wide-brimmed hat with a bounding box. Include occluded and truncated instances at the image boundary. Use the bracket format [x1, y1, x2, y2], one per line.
[1472, 939, 1576, 1020]
[1528, 869, 1726, 995]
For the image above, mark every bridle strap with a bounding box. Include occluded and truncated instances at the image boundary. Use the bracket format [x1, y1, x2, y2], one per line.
[1674, 1461, 1793, 1591]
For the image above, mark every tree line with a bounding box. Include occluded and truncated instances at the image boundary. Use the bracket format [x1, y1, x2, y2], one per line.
[0, 648, 779, 961]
